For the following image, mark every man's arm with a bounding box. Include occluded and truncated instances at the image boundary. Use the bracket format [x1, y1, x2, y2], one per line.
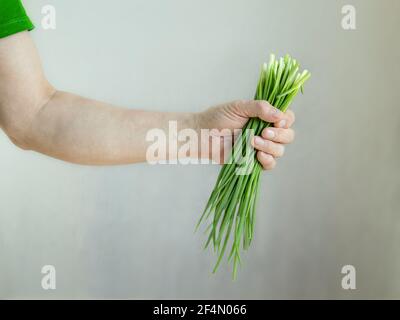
[0, 32, 196, 165]
[0, 31, 295, 168]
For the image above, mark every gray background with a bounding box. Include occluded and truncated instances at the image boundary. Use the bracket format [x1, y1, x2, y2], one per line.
[0, 0, 399, 299]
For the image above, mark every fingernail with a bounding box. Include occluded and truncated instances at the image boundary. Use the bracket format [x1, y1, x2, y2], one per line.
[254, 136, 265, 146]
[265, 129, 275, 139]
[271, 108, 280, 117]
[278, 120, 287, 128]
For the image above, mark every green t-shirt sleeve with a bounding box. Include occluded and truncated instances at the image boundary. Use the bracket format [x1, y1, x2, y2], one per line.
[0, 0, 34, 38]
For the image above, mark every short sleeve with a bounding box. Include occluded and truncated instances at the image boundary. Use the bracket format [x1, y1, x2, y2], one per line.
[0, 0, 34, 39]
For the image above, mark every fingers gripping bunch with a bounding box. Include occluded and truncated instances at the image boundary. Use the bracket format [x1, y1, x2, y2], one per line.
[196, 54, 311, 279]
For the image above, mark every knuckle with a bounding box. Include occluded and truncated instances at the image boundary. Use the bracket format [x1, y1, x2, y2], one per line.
[255, 100, 264, 107]
[281, 128, 294, 143]
[234, 99, 251, 110]
[270, 109, 283, 121]
[279, 128, 289, 142]
[255, 100, 269, 113]
[267, 141, 283, 157]
[274, 127, 284, 137]
[269, 106, 280, 115]
[278, 128, 294, 143]
[256, 152, 263, 165]
[232, 99, 246, 109]
[264, 140, 274, 151]
[276, 145, 285, 157]
[270, 141, 283, 157]
[262, 156, 276, 170]
[258, 104, 282, 122]
[258, 152, 274, 166]
[256, 99, 268, 106]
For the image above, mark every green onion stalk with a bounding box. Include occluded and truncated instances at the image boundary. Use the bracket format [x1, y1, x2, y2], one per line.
[196, 54, 311, 279]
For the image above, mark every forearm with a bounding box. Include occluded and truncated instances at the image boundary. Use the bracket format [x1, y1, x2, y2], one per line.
[26, 90, 197, 165]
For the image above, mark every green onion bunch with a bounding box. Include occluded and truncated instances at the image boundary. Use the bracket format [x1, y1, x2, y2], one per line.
[196, 54, 311, 279]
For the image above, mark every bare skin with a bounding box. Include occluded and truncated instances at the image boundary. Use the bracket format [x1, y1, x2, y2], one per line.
[0, 32, 295, 169]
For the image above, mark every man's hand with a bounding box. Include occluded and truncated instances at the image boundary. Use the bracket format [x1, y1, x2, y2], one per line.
[196, 100, 295, 170]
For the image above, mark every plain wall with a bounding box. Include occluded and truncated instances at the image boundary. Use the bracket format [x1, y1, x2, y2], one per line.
[0, 0, 399, 299]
